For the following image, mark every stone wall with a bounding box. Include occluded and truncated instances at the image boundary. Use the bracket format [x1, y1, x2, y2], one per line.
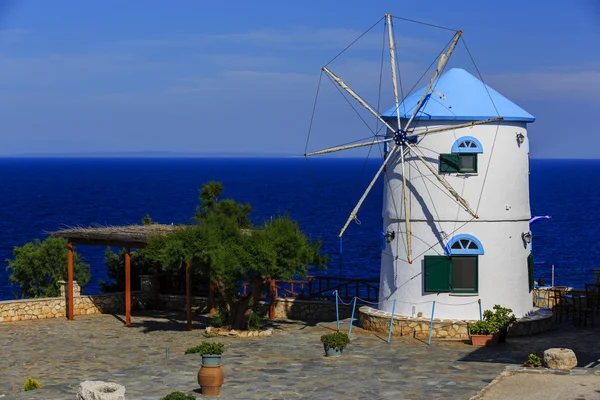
[155, 294, 352, 322]
[0, 297, 66, 322]
[0, 281, 149, 323]
[358, 306, 553, 340]
[157, 294, 211, 313]
[359, 306, 470, 339]
[271, 298, 353, 321]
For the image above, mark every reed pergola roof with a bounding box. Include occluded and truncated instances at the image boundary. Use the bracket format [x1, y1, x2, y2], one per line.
[51, 224, 175, 248]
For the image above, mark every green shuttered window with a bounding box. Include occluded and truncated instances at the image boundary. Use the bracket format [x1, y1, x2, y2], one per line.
[439, 153, 478, 173]
[424, 255, 478, 293]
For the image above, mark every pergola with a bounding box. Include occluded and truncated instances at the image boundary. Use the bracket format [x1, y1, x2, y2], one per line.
[51, 224, 208, 330]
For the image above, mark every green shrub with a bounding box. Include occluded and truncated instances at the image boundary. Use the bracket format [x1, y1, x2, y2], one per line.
[185, 342, 225, 355]
[160, 391, 195, 400]
[6, 237, 90, 298]
[248, 306, 264, 331]
[211, 308, 227, 328]
[526, 353, 542, 367]
[485, 305, 516, 330]
[320, 331, 350, 349]
[467, 320, 499, 335]
[24, 377, 40, 391]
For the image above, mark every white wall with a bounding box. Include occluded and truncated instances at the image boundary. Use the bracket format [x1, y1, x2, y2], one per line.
[378, 120, 534, 320]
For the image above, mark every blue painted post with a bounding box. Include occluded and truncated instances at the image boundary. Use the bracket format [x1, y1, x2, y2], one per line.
[387, 300, 396, 344]
[427, 301, 436, 345]
[348, 297, 357, 339]
[478, 299, 482, 320]
[335, 290, 340, 331]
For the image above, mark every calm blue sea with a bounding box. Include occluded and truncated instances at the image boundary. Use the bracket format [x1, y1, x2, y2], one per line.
[0, 158, 598, 300]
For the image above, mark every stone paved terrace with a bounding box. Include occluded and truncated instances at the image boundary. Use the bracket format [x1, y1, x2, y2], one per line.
[1, 311, 600, 399]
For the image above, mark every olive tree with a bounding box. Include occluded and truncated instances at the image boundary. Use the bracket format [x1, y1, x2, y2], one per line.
[147, 181, 327, 329]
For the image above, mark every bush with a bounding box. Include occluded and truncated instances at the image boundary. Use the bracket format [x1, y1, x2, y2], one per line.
[526, 353, 542, 367]
[24, 377, 40, 391]
[211, 307, 227, 328]
[485, 305, 516, 331]
[185, 342, 225, 355]
[467, 320, 499, 335]
[320, 332, 350, 349]
[248, 306, 264, 331]
[160, 392, 195, 400]
[6, 237, 90, 298]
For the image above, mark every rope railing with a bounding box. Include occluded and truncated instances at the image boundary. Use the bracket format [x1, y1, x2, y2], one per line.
[333, 291, 480, 345]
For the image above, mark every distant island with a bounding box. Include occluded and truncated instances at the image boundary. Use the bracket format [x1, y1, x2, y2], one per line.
[2, 151, 304, 158]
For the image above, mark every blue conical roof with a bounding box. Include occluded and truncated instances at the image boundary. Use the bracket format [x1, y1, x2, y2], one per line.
[381, 68, 535, 123]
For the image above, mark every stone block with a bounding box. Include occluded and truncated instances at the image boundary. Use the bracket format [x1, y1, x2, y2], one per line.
[544, 348, 577, 370]
[76, 381, 126, 400]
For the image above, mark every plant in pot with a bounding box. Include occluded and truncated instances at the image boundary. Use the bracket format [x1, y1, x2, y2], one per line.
[321, 331, 350, 357]
[185, 342, 225, 396]
[487, 305, 516, 343]
[467, 320, 499, 346]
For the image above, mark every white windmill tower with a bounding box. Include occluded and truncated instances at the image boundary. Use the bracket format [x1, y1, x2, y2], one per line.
[305, 14, 536, 321]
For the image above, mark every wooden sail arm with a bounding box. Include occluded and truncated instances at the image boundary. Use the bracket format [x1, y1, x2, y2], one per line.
[402, 30, 462, 134]
[322, 66, 397, 134]
[407, 143, 479, 218]
[386, 14, 412, 264]
[406, 117, 504, 138]
[304, 137, 393, 157]
[338, 144, 401, 238]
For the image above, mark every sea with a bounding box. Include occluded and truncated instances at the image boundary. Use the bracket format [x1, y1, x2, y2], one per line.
[0, 157, 598, 300]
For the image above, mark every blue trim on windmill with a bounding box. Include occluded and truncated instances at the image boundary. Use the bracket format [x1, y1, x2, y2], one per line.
[381, 68, 535, 122]
[451, 136, 483, 153]
[445, 234, 484, 255]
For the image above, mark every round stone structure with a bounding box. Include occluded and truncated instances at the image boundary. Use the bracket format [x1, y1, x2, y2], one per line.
[378, 68, 537, 320]
[358, 306, 552, 340]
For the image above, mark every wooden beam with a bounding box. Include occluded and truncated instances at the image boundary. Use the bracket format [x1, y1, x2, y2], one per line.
[67, 242, 74, 320]
[269, 280, 276, 319]
[62, 238, 147, 248]
[153, 262, 160, 310]
[186, 262, 192, 331]
[209, 283, 215, 314]
[125, 248, 131, 327]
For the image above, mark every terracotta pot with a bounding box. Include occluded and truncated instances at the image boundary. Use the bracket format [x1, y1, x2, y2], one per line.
[198, 364, 224, 396]
[470, 333, 498, 346]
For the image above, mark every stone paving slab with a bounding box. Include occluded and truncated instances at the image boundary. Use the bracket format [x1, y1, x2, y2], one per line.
[2, 311, 600, 399]
[474, 372, 600, 400]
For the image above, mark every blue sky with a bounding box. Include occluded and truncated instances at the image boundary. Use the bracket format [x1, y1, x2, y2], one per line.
[0, 0, 598, 158]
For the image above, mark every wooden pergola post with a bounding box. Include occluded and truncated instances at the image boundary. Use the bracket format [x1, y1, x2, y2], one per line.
[209, 283, 215, 314]
[269, 280, 276, 319]
[153, 262, 160, 310]
[125, 247, 131, 327]
[67, 242, 74, 320]
[186, 262, 192, 331]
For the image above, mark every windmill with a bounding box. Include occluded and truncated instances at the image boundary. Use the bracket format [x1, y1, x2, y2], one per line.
[305, 14, 500, 264]
[305, 14, 536, 320]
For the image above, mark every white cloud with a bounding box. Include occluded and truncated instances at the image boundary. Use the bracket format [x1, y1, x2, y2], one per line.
[210, 27, 439, 55]
[487, 65, 600, 101]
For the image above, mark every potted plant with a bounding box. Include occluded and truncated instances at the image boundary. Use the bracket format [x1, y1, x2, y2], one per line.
[467, 320, 499, 346]
[185, 342, 225, 396]
[320, 331, 350, 357]
[487, 305, 516, 343]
